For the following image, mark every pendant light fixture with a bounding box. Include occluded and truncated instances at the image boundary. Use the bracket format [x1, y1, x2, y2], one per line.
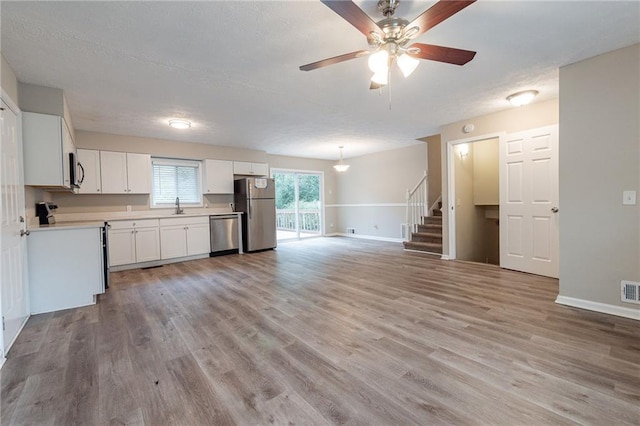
[333, 146, 350, 172]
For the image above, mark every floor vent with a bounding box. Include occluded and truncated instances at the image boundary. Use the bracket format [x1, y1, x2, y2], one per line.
[346, 228, 355, 234]
[621, 280, 640, 304]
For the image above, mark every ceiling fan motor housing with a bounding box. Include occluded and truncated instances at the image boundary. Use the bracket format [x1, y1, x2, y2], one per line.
[378, 0, 400, 17]
[368, 18, 410, 47]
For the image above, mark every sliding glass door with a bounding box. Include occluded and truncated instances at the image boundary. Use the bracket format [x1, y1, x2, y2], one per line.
[273, 170, 322, 240]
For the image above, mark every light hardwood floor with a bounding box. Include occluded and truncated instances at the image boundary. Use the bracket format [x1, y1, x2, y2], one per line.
[2, 237, 639, 425]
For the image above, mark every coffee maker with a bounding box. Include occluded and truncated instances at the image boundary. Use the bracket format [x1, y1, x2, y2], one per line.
[35, 202, 58, 225]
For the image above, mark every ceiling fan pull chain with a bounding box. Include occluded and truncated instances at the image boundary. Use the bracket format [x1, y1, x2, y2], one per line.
[388, 68, 392, 110]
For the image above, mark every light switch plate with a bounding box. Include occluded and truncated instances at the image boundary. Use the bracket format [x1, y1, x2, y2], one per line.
[623, 190, 637, 205]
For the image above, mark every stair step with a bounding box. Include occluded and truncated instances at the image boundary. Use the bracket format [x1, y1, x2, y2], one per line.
[417, 224, 442, 234]
[403, 241, 442, 254]
[411, 232, 443, 243]
[423, 216, 442, 225]
[433, 209, 442, 217]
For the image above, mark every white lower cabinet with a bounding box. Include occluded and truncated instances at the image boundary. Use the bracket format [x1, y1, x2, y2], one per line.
[108, 219, 160, 266]
[160, 216, 210, 260]
[28, 226, 105, 314]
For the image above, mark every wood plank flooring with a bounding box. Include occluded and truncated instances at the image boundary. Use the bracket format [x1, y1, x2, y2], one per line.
[2, 237, 639, 425]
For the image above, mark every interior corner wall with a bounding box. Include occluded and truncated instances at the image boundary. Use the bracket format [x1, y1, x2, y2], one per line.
[439, 99, 559, 257]
[332, 143, 427, 241]
[454, 144, 485, 262]
[1, 53, 19, 103]
[425, 135, 441, 209]
[558, 43, 640, 309]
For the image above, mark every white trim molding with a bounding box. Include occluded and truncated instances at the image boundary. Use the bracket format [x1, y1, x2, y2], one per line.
[555, 296, 640, 320]
[335, 233, 403, 243]
[325, 203, 405, 208]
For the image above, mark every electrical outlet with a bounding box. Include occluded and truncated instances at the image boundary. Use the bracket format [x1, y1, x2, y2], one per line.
[346, 227, 355, 234]
[623, 190, 637, 205]
[126, 205, 132, 212]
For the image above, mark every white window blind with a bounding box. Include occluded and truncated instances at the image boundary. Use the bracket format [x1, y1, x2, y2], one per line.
[151, 158, 202, 207]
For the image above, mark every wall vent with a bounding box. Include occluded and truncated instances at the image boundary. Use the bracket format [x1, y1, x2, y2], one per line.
[621, 280, 640, 304]
[346, 228, 355, 234]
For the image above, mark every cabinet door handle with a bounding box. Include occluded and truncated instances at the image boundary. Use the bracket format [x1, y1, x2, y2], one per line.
[19, 216, 25, 223]
[20, 229, 30, 237]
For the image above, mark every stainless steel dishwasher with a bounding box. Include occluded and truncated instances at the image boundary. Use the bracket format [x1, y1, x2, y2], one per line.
[210, 215, 240, 255]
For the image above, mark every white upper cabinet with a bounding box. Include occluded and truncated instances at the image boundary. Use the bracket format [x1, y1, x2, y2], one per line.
[76, 149, 101, 194]
[233, 161, 269, 177]
[100, 151, 151, 194]
[22, 112, 76, 188]
[126, 153, 152, 193]
[203, 159, 234, 194]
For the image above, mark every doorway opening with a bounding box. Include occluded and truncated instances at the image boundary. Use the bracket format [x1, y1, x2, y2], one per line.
[272, 170, 323, 241]
[449, 136, 501, 265]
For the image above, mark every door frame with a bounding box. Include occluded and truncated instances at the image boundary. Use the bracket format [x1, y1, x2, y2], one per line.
[446, 132, 505, 260]
[270, 168, 325, 238]
[1, 88, 30, 365]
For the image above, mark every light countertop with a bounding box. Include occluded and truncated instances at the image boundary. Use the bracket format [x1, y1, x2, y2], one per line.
[28, 211, 242, 231]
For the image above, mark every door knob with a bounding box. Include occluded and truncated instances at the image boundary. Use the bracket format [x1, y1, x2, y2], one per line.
[20, 229, 30, 237]
[551, 207, 559, 213]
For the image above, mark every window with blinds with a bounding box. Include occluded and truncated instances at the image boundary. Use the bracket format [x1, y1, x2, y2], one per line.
[151, 158, 202, 207]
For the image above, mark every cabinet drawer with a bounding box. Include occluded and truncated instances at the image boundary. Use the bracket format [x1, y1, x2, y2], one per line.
[159, 216, 209, 227]
[108, 219, 160, 230]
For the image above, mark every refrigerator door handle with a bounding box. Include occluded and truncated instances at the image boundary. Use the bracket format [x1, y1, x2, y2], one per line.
[247, 198, 251, 220]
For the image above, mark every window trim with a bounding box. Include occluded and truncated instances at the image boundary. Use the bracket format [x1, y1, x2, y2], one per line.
[150, 157, 203, 209]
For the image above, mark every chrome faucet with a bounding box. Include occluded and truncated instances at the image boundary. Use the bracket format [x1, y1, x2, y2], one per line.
[175, 197, 184, 215]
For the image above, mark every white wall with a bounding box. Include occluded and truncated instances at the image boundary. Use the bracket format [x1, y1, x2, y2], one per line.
[332, 143, 427, 241]
[558, 43, 639, 312]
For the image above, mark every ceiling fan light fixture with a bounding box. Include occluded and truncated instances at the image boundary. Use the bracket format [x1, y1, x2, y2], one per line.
[371, 70, 388, 85]
[368, 49, 389, 74]
[397, 53, 420, 78]
[333, 146, 350, 172]
[168, 119, 191, 129]
[507, 90, 539, 107]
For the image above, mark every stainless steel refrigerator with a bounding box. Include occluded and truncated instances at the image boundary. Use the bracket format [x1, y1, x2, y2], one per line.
[234, 177, 277, 252]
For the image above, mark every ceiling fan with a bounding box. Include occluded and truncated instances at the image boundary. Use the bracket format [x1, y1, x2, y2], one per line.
[300, 0, 477, 88]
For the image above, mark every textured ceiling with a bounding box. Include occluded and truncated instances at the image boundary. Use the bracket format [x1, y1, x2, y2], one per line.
[1, 1, 638, 160]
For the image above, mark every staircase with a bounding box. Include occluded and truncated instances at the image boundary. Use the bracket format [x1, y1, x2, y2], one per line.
[403, 203, 443, 254]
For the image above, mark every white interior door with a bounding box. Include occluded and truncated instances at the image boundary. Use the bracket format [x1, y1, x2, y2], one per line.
[500, 125, 559, 278]
[1, 97, 30, 356]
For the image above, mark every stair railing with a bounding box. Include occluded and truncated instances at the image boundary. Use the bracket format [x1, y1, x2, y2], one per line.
[405, 171, 428, 241]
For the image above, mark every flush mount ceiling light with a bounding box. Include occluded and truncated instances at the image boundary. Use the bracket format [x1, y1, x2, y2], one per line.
[506, 90, 539, 107]
[168, 119, 191, 129]
[333, 146, 350, 172]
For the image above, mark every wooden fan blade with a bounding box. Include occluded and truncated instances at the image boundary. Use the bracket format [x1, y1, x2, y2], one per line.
[321, 0, 383, 38]
[406, 0, 476, 38]
[408, 43, 476, 66]
[300, 50, 369, 71]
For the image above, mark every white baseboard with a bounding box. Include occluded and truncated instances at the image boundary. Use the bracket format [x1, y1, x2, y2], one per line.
[440, 254, 452, 260]
[555, 295, 640, 320]
[335, 233, 403, 243]
[1, 314, 30, 367]
[110, 253, 210, 272]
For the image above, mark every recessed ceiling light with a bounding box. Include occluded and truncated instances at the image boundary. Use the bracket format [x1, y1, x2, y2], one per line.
[169, 119, 191, 129]
[506, 90, 539, 107]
